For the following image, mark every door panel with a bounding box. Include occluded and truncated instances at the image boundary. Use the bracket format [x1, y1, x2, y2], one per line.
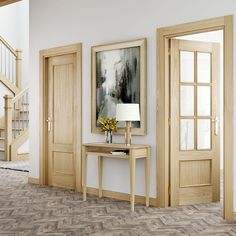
[53, 64, 74, 145]
[170, 39, 220, 206]
[179, 159, 211, 187]
[48, 54, 76, 189]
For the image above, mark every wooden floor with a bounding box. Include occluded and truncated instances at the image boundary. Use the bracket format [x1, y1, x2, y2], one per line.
[0, 169, 235, 236]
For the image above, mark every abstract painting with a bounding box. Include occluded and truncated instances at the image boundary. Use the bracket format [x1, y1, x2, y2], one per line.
[91, 39, 147, 135]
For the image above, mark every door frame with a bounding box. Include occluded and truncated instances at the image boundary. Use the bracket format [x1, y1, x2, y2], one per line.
[156, 16, 233, 219]
[39, 43, 82, 191]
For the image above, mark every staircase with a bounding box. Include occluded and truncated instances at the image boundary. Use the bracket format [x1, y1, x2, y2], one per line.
[0, 36, 29, 161]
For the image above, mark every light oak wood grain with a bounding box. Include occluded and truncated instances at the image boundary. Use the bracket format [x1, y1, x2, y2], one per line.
[156, 15, 233, 220]
[39, 43, 82, 192]
[0, 74, 20, 95]
[82, 143, 150, 212]
[28, 177, 40, 185]
[98, 156, 103, 198]
[170, 39, 220, 206]
[4, 95, 13, 161]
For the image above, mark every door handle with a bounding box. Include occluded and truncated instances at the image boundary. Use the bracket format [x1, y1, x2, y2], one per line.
[213, 117, 219, 136]
[46, 117, 52, 132]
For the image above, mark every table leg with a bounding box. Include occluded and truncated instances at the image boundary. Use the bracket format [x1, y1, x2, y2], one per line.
[82, 146, 87, 201]
[98, 156, 103, 198]
[145, 148, 150, 207]
[130, 156, 136, 212]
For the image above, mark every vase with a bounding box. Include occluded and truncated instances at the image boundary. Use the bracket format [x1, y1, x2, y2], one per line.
[105, 131, 112, 144]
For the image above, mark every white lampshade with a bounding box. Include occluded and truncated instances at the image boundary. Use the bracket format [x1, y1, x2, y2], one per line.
[116, 104, 140, 121]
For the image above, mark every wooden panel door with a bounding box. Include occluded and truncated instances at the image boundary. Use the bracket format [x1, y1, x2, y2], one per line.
[47, 54, 77, 189]
[170, 39, 220, 206]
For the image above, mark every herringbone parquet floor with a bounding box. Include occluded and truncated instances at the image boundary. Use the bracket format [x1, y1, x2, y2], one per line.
[0, 169, 236, 236]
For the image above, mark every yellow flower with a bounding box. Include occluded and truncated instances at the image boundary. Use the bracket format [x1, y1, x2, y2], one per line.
[98, 117, 118, 132]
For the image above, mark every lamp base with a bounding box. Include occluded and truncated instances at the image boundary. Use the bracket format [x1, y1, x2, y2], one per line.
[125, 121, 132, 145]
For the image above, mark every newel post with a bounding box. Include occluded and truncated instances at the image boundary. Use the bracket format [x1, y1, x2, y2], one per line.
[4, 95, 13, 161]
[16, 49, 22, 90]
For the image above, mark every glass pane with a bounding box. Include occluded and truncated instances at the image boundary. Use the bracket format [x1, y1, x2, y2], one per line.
[197, 86, 211, 116]
[180, 51, 194, 83]
[180, 86, 194, 116]
[197, 119, 211, 150]
[197, 52, 211, 83]
[180, 119, 194, 150]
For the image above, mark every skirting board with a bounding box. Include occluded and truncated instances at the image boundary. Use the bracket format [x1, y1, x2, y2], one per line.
[28, 177, 40, 185]
[87, 187, 157, 206]
[233, 212, 236, 221]
[17, 153, 29, 160]
[26, 178, 157, 206]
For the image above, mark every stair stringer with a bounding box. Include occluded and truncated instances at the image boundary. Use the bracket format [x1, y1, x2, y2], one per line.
[0, 117, 4, 129]
[10, 129, 29, 161]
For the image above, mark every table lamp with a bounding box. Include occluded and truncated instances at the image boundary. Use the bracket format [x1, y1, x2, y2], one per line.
[116, 104, 140, 145]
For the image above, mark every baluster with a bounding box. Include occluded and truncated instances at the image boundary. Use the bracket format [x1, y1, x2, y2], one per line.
[11, 54, 13, 84]
[27, 91, 29, 128]
[16, 49, 22, 89]
[8, 51, 10, 82]
[1, 43, 2, 74]
[5, 47, 9, 79]
[8, 50, 10, 82]
[0, 42, 2, 73]
[18, 99, 20, 136]
[9, 50, 10, 81]
[4, 95, 13, 161]
[13, 102, 16, 139]
[1, 44, 3, 75]
[22, 95, 24, 131]
[12, 54, 14, 84]
[13, 56, 15, 85]
[4, 46, 6, 76]
[12, 54, 15, 85]
[10, 53, 12, 83]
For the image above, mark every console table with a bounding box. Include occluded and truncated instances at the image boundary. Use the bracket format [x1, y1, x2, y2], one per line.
[82, 143, 151, 211]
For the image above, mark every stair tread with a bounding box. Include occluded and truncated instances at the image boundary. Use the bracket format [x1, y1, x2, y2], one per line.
[12, 119, 29, 121]
[0, 128, 26, 131]
[13, 119, 29, 121]
[0, 148, 4, 152]
[0, 137, 4, 140]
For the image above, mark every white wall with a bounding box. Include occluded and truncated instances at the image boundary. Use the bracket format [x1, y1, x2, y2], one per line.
[29, 0, 236, 208]
[0, 0, 29, 87]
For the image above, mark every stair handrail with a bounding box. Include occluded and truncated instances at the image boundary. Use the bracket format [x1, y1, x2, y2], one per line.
[12, 87, 29, 102]
[0, 36, 17, 57]
[0, 35, 22, 89]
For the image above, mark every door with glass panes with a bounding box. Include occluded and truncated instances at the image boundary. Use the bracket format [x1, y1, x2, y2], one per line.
[170, 39, 220, 206]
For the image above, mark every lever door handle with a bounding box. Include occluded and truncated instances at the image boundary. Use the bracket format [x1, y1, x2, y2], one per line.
[213, 117, 219, 136]
[46, 117, 52, 132]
